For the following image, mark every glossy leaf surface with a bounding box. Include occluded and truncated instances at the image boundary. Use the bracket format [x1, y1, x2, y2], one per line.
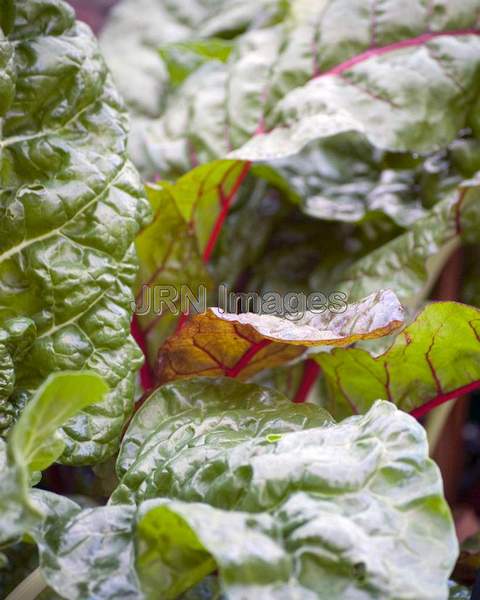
[0, 372, 106, 546]
[156, 290, 404, 383]
[0, 0, 150, 463]
[33, 379, 457, 600]
[316, 302, 480, 419]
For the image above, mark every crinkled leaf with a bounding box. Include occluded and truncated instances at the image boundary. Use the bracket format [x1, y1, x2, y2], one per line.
[331, 179, 480, 310]
[156, 290, 404, 384]
[0, 317, 36, 433]
[101, 0, 288, 123]
[316, 302, 480, 419]
[258, 133, 480, 227]
[0, 0, 150, 463]
[33, 497, 141, 600]
[34, 498, 225, 600]
[126, 388, 456, 600]
[255, 134, 426, 227]
[114, 377, 331, 485]
[105, 0, 480, 178]
[33, 381, 456, 600]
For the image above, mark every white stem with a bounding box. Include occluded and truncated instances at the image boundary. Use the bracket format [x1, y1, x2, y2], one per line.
[5, 567, 47, 600]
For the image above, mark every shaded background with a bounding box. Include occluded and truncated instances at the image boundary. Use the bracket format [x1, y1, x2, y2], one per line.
[68, 0, 117, 32]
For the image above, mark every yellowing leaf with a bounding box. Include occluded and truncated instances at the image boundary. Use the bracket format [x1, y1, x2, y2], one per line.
[157, 289, 404, 383]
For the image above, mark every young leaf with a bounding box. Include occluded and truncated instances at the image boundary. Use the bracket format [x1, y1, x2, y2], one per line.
[0, 0, 150, 463]
[10, 372, 109, 474]
[156, 290, 404, 384]
[0, 371, 107, 546]
[316, 301, 480, 419]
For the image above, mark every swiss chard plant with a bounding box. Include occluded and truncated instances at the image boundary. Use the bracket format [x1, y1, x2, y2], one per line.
[2, 0, 480, 599]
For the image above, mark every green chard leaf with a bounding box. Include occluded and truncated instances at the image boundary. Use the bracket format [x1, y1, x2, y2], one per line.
[139, 414, 450, 600]
[0, 371, 107, 547]
[113, 377, 331, 485]
[32, 497, 140, 600]
[0, 0, 150, 463]
[316, 301, 480, 419]
[254, 134, 427, 227]
[103, 0, 480, 178]
[258, 132, 480, 227]
[101, 0, 289, 122]
[30, 379, 457, 600]
[330, 178, 480, 310]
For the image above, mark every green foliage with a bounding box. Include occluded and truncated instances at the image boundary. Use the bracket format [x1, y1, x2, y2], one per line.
[10, 373, 109, 474]
[0, 371, 106, 547]
[316, 302, 480, 418]
[33, 381, 457, 600]
[0, 0, 150, 465]
[3, 1, 480, 598]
